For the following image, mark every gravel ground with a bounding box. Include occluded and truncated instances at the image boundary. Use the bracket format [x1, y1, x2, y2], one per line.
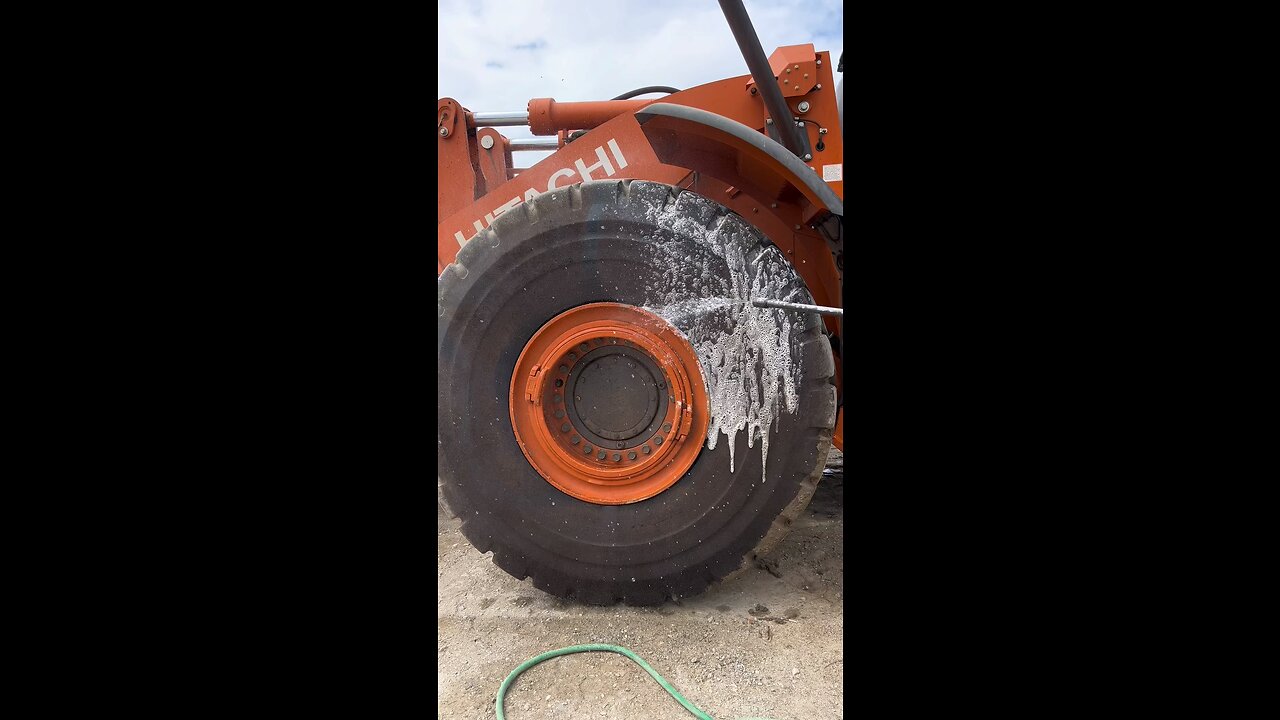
[437, 449, 844, 719]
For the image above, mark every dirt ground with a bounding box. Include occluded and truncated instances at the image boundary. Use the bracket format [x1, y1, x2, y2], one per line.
[437, 449, 844, 719]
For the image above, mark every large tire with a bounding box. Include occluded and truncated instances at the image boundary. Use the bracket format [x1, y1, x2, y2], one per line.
[438, 180, 836, 605]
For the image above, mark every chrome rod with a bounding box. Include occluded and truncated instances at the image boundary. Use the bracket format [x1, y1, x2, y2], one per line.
[509, 137, 560, 151]
[472, 111, 530, 126]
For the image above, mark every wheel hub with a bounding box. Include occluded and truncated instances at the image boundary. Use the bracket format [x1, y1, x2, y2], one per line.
[510, 303, 709, 505]
[567, 345, 669, 447]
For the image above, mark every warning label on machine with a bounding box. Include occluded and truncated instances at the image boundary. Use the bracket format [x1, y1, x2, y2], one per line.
[822, 164, 843, 182]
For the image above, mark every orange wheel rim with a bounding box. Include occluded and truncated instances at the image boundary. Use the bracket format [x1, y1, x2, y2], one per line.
[510, 303, 709, 505]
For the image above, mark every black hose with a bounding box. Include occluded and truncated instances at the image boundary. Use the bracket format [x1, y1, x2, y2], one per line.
[718, 0, 804, 156]
[610, 85, 680, 101]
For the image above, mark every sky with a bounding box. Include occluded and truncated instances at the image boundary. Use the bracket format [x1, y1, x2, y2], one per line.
[437, 0, 843, 167]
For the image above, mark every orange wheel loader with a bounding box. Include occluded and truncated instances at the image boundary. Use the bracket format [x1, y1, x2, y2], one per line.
[438, 0, 843, 605]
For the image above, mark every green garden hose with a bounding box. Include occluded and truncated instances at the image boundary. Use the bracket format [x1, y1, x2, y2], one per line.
[496, 643, 713, 720]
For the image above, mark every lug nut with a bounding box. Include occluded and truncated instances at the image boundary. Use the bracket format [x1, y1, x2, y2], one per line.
[559, 365, 568, 373]
[571, 435, 580, 444]
[554, 409, 564, 418]
[662, 423, 672, 432]
[561, 423, 570, 433]
[597, 450, 607, 460]
[798, 101, 810, 113]
[628, 452, 637, 460]
[584, 445, 593, 454]
[654, 436, 663, 446]
[642, 445, 651, 455]
[612, 453, 621, 462]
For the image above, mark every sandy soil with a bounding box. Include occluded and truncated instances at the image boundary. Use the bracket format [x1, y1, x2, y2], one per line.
[438, 449, 844, 720]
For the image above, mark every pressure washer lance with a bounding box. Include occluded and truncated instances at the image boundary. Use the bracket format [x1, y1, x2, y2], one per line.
[752, 298, 843, 317]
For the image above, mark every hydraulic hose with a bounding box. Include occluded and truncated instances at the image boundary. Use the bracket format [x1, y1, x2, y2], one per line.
[610, 85, 680, 100]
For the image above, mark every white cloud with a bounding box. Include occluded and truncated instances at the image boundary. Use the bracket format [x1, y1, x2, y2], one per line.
[438, 0, 842, 167]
